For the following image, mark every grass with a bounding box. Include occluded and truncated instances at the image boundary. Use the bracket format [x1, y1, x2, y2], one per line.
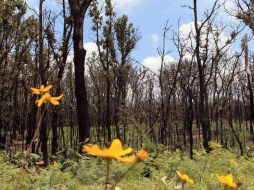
[1, 143, 254, 190]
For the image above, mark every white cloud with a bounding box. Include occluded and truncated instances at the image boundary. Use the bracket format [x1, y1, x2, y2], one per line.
[148, 34, 160, 44]
[84, 42, 99, 58]
[222, 0, 240, 22]
[142, 55, 175, 74]
[141, 55, 175, 99]
[67, 42, 98, 75]
[202, 0, 239, 22]
[112, 0, 142, 12]
[113, 0, 141, 8]
[182, 53, 195, 61]
[179, 21, 229, 51]
[24, 0, 58, 17]
[67, 42, 98, 63]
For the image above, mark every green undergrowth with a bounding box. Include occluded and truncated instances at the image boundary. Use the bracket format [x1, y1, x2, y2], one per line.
[0, 147, 254, 190]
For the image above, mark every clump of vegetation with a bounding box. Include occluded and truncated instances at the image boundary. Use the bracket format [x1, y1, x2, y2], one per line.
[1, 145, 254, 189]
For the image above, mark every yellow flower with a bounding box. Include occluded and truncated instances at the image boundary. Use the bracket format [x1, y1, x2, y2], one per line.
[176, 170, 194, 184]
[31, 85, 53, 95]
[83, 139, 133, 163]
[36, 93, 64, 107]
[218, 174, 237, 189]
[36, 92, 51, 107]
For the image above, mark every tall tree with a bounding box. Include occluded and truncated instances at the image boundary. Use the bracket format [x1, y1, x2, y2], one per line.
[0, 0, 27, 149]
[193, 0, 240, 151]
[90, 0, 139, 142]
[68, 0, 93, 144]
[241, 34, 254, 140]
[46, 0, 73, 155]
[38, 0, 49, 165]
[236, 1, 254, 139]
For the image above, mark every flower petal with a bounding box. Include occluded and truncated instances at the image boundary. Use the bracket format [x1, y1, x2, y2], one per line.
[176, 171, 194, 184]
[137, 149, 148, 160]
[50, 98, 60, 105]
[53, 94, 64, 100]
[218, 176, 228, 184]
[42, 85, 53, 92]
[31, 88, 41, 95]
[116, 155, 137, 163]
[118, 147, 133, 156]
[218, 174, 237, 189]
[226, 174, 233, 183]
[83, 144, 102, 156]
[40, 85, 45, 91]
[36, 93, 51, 107]
[44, 93, 51, 99]
[108, 139, 124, 153]
[37, 97, 45, 107]
[176, 171, 182, 178]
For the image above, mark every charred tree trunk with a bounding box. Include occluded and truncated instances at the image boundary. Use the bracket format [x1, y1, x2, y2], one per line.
[193, 0, 211, 152]
[39, 0, 48, 166]
[49, 0, 73, 155]
[69, 0, 93, 144]
[187, 96, 194, 159]
[228, 100, 244, 156]
[73, 16, 90, 143]
[242, 35, 254, 140]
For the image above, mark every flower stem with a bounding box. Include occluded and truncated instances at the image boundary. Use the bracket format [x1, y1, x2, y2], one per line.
[110, 162, 137, 190]
[105, 160, 110, 190]
[181, 181, 186, 190]
[27, 107, 46, 154]
[14, 106, 46, 190]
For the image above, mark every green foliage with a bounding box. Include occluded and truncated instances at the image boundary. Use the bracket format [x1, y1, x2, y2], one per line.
[150, 148, 254, 190]
[0, 148, 254, 189]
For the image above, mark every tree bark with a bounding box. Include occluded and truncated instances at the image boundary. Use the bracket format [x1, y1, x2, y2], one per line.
[243, 34, 254, 140]
[193, 0, 211, 152]
[69, 0, 93, 144]
[39, 0, 48, 166]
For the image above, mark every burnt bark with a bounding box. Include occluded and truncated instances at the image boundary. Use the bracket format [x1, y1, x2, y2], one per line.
[39, 0, 48, 166]
[69, 0, 93, 144]
[193, 0, 212, 151]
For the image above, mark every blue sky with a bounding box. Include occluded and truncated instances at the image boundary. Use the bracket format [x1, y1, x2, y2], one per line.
[25, 0, 251, 73]
[109, 0, 242, 57]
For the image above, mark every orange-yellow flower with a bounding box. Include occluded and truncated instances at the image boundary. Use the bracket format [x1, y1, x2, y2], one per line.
[36, 92, 51, 107]
[49, 94, 64, 105]
[36, 93, 64, 107]
[31, 85, 53, 95]
[176, 170, 194, 184]
[116, 148, 149, 163]
[137, 149, 148, 161]
[218, 174, 237, 189]
[117, 155, 138, 163]
[83, 139, 134, 163]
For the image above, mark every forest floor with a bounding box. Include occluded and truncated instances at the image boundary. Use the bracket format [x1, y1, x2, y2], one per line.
[0, 144, 254, 190]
